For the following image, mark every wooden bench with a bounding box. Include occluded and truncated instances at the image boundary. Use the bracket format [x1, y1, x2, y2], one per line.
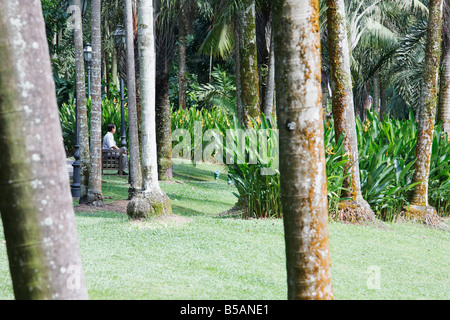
[102, 149, 124, 175]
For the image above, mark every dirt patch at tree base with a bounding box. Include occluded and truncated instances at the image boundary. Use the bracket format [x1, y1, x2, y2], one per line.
[74, 199, 130, 214]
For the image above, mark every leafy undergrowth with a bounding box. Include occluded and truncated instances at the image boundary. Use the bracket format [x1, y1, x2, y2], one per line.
[0, 159, 448, 300]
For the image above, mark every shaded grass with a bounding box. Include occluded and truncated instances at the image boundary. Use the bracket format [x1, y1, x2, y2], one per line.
[0, 158, 449, 299]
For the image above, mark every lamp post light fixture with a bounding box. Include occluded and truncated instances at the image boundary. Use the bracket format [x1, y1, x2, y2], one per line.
[83, 42, 92, 98]
[112, 25, 126, 48]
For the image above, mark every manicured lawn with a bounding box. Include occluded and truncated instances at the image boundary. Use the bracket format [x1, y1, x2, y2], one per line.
[0, 158, 448, 299]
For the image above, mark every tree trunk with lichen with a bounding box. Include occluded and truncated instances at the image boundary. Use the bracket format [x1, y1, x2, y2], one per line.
[72, 0, 90, 199]
[273, 0, 334, 300]
[127, 0, 171, 220]
[238, 0, 260, 121]
[0, 0, 88, 299]
[327, 0, 374, 223]
[437, 24, 450, 136]
[125, 0, 142, 199]
[156, 74, 173, 180]
[404, 0, 444, 227]
[81, 0, 103, 206]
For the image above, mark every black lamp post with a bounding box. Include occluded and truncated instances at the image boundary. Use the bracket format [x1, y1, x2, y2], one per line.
[113, 25, 127, 148]
[83, 43, 92, 98]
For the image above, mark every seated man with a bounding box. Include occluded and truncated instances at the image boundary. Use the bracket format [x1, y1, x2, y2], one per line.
[102, 123, 128, 175]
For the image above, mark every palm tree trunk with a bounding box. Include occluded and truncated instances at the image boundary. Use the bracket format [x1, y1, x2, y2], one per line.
[156, 72, 173, 180]
[0, 0, 88, 299]
[73, 0, 90, 199]
[373, 69, 380, 115]
[263, 25, 275, 117]
[239, 0, 260, 120]
[125, 0, 143, 199]
[273, 0, 334, 300]
[405, 0, 444, 226]
[127, 0, 171, 219]
[437, 29, 450, 136]
[82, 0, 103, 206]
[327, 0, 374, 222]
[234, 18, 245, 126]
[179, 6, 187, 110]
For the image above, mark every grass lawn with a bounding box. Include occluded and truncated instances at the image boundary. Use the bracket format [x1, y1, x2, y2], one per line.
[0, 158, 449, 300]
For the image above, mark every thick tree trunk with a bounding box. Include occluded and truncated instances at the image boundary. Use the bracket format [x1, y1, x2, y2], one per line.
[0, 0, 88, 299]
[327, 0, 374, 222]
[127, 0, 171, 219]
[125, 0, 143, 199]
[238, 0, 260, 120]
[81, 0, 103, 206]
[405, 0, 444, 226]
[72, 0, 90, 199]
[273, 0, 334, 300]
[437, 31, 450, 136]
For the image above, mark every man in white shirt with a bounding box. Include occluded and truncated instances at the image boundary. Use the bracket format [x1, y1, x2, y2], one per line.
[103, 124, 128, 175]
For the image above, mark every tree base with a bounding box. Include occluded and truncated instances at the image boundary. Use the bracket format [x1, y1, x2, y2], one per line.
[399, 204, 447, 229]
[79, 193, 103, 207]
[127, 188, 172, 220]
[333, 196, 376, 224]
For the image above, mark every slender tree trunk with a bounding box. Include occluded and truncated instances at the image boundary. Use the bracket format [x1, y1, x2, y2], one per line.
[178, 6, 187, 110]
[263, 24, 275, 117]
[127, 0, 171, 219]
[437, 30, 450, 136]
[154, 0, 175, 181]
[0, 0, 88, 299]
[327, 0, 374, 222]
[273, 0, 334, 300]
[112, 48, 119, 87]
[81, 0, 103, 206]
[156, 72, 173, 180]
[405, 0, 444, 226]
[234, 18, 245, 126]
[72, 0, 90, 199]
[373, 69, 380, 115]
[239, 0, 260, 120]
[125, 0, 143, 199]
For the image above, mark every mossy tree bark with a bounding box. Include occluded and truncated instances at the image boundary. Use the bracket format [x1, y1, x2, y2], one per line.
[125, 0, 143, 199]
[437, 9, 450, 136]
[154, 0, 176, 181]
[72, 0, 90, 200]
[405, 0, 444, 226]
[0, 0, 88, 299]
[273, 0, 334, 300]
[238, 0, 261, 121]
[327, 0, 374, 222]
[127, 0, 172, 219]
[81, 0, 103, 206]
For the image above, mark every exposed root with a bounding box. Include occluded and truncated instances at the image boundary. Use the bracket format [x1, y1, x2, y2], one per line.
[331, 196, 378, 226]
[399, 205, 448, 230]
